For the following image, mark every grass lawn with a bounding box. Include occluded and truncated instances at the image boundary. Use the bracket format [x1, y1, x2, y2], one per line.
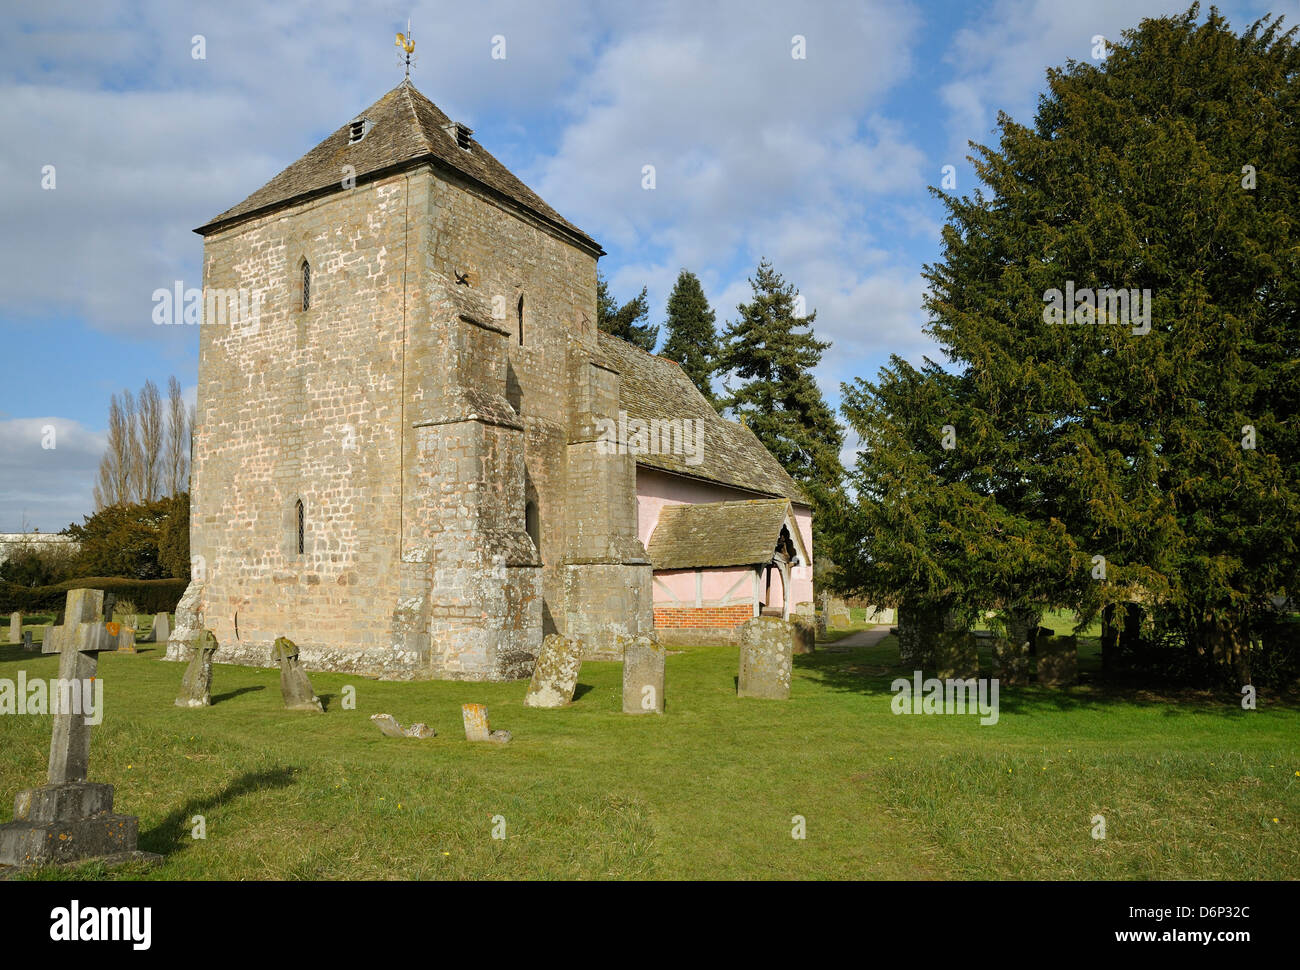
[1, 631, 1297, 880]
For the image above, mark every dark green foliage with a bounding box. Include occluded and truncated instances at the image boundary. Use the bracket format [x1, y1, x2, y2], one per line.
[157, 492, 191, 581]
[65, 494, 190, 581]
[0, 540, 78, 588]
[660, 270, 719, 405]
[597, 270, 658, 352]
[830, 6, 1300, 684]
[0, 577, 188, 615]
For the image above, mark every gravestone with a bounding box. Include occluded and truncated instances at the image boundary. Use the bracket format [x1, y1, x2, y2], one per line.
[272, 637, 323, 712]
[621, 635, 665, 714]
[370, 714, 435, 739]
[151, 613, 171, 644]
[1037, 634, 1078, 687]
[8, 612, 20, 644]
[932, 632, 979, 680]
[0, 589, 160, 870]
[106, 622, 136, 654]
[175, 630, 219, 708]
[814, 612, 827, 637]
[1003, 609, 1042, 657]
[737, 616, 793, 700]
[523, 634, 583, 708]
[461, 703, 511, 743]
[991, 637, 1030, 686]
[791, 615, 816, 655]
[897, 604, 944, 668]
[22, 631, 34, 652]
[1101, 603, 1143, 673]
[795, 602, 815, 618]
[865, 605, 897, 625]
[828, 598, 852, 630]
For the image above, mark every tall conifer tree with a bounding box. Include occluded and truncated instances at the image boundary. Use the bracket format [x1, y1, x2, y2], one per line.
[718, 259, 845, 512]
[660, 269, 719, 405]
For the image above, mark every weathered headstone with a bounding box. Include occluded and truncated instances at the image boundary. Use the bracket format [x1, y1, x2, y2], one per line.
[106, 622, 136, 654]
[175, 630, 219, 708]
[932, 631, 979, 680]
[814, 612, 827, 637]
[864, 605, 897, 625]
[737, 616, 793, 700]
[991, 637, 1030, 686]
[0, 589, 160, 870]
[1101, 602, 1143, 673]
[461, 703, 511, 743]
[621, 634, 665, 714]
[370, 713, 435, 739]
[272, 637, 323, 712]
[22, 630, 34, 652]
[828, 598, 852, 630]
[1037, 634, 1078, 687]
[795, 601, 816, 618]
[151, 612, 171, 644]
[790, 615, 816, 655]
[1004, 610, 1043, 659]
[523, 634, 583, 708]
[8, 612, 20, 644]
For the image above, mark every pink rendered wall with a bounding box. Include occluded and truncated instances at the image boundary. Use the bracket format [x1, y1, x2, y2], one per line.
[653, 566, 755, 605]
[637, 467, 815, 608]
[789, 505, 814, 605]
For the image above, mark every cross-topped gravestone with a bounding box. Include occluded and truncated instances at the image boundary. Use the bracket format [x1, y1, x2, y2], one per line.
[42, 589, 114, 784]
[0, 588, 160, 870]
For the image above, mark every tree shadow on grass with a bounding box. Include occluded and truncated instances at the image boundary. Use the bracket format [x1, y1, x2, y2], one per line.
[140, 766, 300, 856]
[210, 685, 265, 704]
[796, 639, 1276, 718]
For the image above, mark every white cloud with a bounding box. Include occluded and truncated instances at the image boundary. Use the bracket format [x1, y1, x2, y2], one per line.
[0, 418, 106, 532]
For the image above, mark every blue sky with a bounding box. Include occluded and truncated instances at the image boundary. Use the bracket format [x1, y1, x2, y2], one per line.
[0, 0, 1281, 531]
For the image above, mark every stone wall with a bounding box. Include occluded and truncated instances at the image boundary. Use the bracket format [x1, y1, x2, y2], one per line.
[179, 160, 651, 678]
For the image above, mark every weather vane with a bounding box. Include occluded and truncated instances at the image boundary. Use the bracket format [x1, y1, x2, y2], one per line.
[395, 19, 416, 78]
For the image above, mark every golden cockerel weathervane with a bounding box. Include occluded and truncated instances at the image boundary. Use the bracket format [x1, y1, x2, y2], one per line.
[396, 19, 416, 78]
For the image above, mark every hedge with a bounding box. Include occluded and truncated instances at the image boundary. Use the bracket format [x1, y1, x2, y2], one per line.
[0, 577, 188, 616]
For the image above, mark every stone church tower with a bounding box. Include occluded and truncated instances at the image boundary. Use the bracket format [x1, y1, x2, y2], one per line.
[170, 80, 654, 680]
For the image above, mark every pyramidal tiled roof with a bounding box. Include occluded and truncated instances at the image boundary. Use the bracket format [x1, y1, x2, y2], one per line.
[196, 80, 598, 251]
[597, 332, 810, 505]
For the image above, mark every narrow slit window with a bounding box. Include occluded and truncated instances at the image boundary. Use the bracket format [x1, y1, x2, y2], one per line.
[301, 260, 311, 311]
[525, 501, 539, 549]
[295, 499, 305, 556]
[517, 294, 525, 346]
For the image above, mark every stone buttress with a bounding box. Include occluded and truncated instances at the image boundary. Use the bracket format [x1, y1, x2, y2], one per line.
[559, 340, 654, 660]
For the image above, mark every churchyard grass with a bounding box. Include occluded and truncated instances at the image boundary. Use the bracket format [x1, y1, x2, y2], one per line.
[0, 635, 1295, 880]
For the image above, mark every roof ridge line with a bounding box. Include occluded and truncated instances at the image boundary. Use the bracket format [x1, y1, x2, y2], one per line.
[399, 83, 438, 157]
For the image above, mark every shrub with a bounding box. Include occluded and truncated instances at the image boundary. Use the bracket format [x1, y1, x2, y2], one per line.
[0, 540, 79, 587]
[0, 577, 188, 616]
